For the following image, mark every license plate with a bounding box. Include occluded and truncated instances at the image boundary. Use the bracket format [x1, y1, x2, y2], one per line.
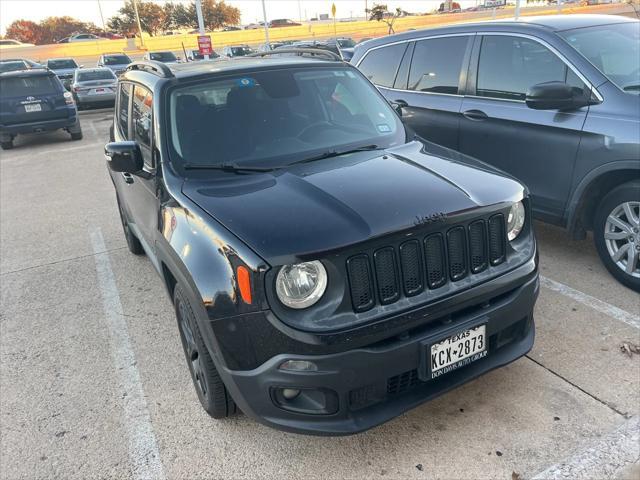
[24, 104, 42, 112]
[92, 88, 110, 94]
[430, 325, 487, 379]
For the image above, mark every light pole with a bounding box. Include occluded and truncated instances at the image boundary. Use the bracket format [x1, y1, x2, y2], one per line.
[194, 0, 209, 60]
[514, 0, 521, 20]
[97, 0, 106, 31]
[132, 0, 144, 47]
[261, 0, 270, 50]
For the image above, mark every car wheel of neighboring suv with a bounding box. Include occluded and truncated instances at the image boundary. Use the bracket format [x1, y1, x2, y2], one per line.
[68, 121, 83, 141]
[116, 195, 145, 255]
[174, 285, 237, 418]
[594, 181, 640, 292]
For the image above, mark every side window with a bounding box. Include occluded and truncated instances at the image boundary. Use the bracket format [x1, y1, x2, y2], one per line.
[118, 83, 131, 138]
[408, 36, 470, 94]
[132, 86, 153, 166]
[358, 43, 407, 88]
[477, 35, 585, 101]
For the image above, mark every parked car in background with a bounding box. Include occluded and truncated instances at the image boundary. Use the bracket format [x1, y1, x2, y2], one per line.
[46, 58, 80, 83]
[187, 49, 220, 61]
[280, 40, 352, 60]
[352, 15, 640, 290]
[71, 67, 117, 109]
[143, 51, 181, 64]
[97, 53, 132, 76]
[257, 40, 299, 52]
[58, 33, 101, 43]
[222, 25, 243, 31]
[100, 32, 125, 40]
[244, 22, 264, 30]
[0, 39, 35, 48]
[336, 37, 357, 61]
[2, 58, 42, 68]
[0, 68, 82, 149]
[105, 56, 538, 435]
[0, 60, 31, 73]
[221, 45, 255, 57]
[269, 19, 302, 27]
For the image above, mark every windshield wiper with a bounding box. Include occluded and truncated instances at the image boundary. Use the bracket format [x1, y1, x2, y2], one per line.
[623, 84, 640, 91]
[285, 144, 381, 168]
[183, 163, 275, 173]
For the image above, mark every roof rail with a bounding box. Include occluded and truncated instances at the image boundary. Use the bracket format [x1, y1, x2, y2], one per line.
[126, 60, 174, 78]
[248, 48, 343, 62]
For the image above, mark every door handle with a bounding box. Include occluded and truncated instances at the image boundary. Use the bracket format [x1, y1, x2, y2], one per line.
[462, 109, 488, 121]
[122, 172, 134, 184]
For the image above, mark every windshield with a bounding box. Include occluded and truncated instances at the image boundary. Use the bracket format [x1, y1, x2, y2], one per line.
[337, 38, 356, 48]
[150, 52, 177, 62]
[169, 66, 404, 169]
[103, 54, 131, 65]
[47, 59, 77, 69]
[231, 47, 253, 56]
[77, 70, 115, 81]
[559, 22, 640, 93]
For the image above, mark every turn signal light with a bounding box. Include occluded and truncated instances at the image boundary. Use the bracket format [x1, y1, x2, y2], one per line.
[237, 266, 252, 304]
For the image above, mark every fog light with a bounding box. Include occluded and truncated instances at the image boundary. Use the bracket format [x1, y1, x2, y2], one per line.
[279, 360, 318, 372]
[281, 388, 301, 400]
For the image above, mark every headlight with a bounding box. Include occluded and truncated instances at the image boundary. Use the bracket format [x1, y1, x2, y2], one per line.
[276, 261, 327, 309]
[507, 201, 526, 241]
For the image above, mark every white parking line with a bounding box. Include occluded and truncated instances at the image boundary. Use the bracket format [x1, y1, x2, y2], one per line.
[540, 276, 640, 330]
[532, 416, 640, 480]
[89, 226, 165, 480]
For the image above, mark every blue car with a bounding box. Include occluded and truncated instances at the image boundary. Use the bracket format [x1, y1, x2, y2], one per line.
[352, 14, 640, 291]
[0, 68, 82, 149]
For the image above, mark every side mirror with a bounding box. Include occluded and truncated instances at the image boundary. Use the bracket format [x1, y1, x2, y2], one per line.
[390, 99, 408, 116]
[104, 141, 144, 173]
[525, 81, 590, 111]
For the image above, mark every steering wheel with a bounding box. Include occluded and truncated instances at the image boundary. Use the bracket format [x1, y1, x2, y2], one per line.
[297, 121, 336, 141]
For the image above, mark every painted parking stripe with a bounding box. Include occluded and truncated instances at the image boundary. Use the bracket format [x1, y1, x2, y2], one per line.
[532, 416, 640, 480]
[90, 226, 165, 480]
[540, 276, 640, 330]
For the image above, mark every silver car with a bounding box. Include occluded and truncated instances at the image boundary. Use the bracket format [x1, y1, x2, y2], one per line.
[97, 53, 132, 76]
[71, 67, 117, 109]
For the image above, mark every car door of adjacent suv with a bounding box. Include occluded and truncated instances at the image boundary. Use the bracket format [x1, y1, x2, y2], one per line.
[458, 34, 591, 222]
[113, 82, 159, 256]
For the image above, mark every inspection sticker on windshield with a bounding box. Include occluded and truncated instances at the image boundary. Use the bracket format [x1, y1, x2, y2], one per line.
[236, 78, 255, 88]
[377, 124, 391, 133]
[430, 325, 487, 379]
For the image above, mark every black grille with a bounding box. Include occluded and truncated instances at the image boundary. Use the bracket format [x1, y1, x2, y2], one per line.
[345, 215, 509, 312]
[387, 369, 419, 395]
[347, 255, 375, 312]
[425, 234, 447, 289]
[489, 214, 506, 265]
[469, 220, 488, 274]
[399, 240, 424, 296]
[374, 247, 400, 304]
[447, 226, 468, 281]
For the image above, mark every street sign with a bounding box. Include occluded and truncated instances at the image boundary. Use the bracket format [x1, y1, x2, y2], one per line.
[331, 3, 336, 17]
[483, 0, 506, 6]
[197, 35, 213, 55]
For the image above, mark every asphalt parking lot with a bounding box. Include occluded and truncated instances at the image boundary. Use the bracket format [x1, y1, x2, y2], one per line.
[1, 109, 638, 480]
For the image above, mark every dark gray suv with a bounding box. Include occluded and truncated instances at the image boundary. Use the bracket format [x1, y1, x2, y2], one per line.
[352, 15, 640, 291]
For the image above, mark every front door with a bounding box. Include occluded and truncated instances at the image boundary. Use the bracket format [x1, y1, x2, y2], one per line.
[458, 34, 589, 222]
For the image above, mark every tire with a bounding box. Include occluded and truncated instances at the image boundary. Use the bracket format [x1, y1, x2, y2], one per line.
[0, 140, 13, 150]
[174, 285, 237, 419]
[70, 130, 83, 141]
[116, 195, 145, 255]
[68, 121, 83, 141]
[593, 181, 640, 292]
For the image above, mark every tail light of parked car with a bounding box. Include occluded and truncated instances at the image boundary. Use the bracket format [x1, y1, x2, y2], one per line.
[63, 91, 75, 105]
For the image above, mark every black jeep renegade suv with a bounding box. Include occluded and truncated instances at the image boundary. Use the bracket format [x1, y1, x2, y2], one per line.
[105, 56, 539, 435]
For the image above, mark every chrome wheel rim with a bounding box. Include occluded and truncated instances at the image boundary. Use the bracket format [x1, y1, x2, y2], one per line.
[604, 201, 640, 279]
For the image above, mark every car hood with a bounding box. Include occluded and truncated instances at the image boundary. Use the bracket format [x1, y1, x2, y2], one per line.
[181, 141, 525, 265]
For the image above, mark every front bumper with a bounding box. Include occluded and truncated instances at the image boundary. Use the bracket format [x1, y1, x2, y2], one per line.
[0, 114, 77, 135]
[219, 262, 539, 435]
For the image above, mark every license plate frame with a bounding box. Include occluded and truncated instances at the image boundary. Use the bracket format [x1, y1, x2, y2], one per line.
[422, 323, 488, 381]
[24, 103, 42, 113]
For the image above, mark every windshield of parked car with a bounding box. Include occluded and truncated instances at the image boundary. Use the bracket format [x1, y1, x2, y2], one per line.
[0, 61, 27, 73]
[230, 47, 253, 56]
[337, 38, 356, 48]
[47, 59, 77, 69]
[77, 70, 115, 81]
[103, 54, 131, 65]
[169, 66, 405, 169]
[559, 22, 640, 93]
[150, 52, 177, 62]
[0, 75, 58, 97]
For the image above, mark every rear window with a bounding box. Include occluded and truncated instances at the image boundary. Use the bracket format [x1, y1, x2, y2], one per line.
[231, 47, 253, 56]
[0, 75, 59, 96]
[47, 59, 77, 69]
[77, 70, 115, 81]
[149, 52, 177, 62]
[103, 54, 131, 65]
[0, 61, 27, 73]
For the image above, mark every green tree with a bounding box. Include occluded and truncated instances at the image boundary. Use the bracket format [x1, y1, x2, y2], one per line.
[107, 0, 164, 37]
[367, 4, 401, 34]
[186, 0, 241, 30]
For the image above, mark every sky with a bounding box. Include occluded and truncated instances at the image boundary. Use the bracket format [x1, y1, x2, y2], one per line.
[0, 0, 449, 34]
